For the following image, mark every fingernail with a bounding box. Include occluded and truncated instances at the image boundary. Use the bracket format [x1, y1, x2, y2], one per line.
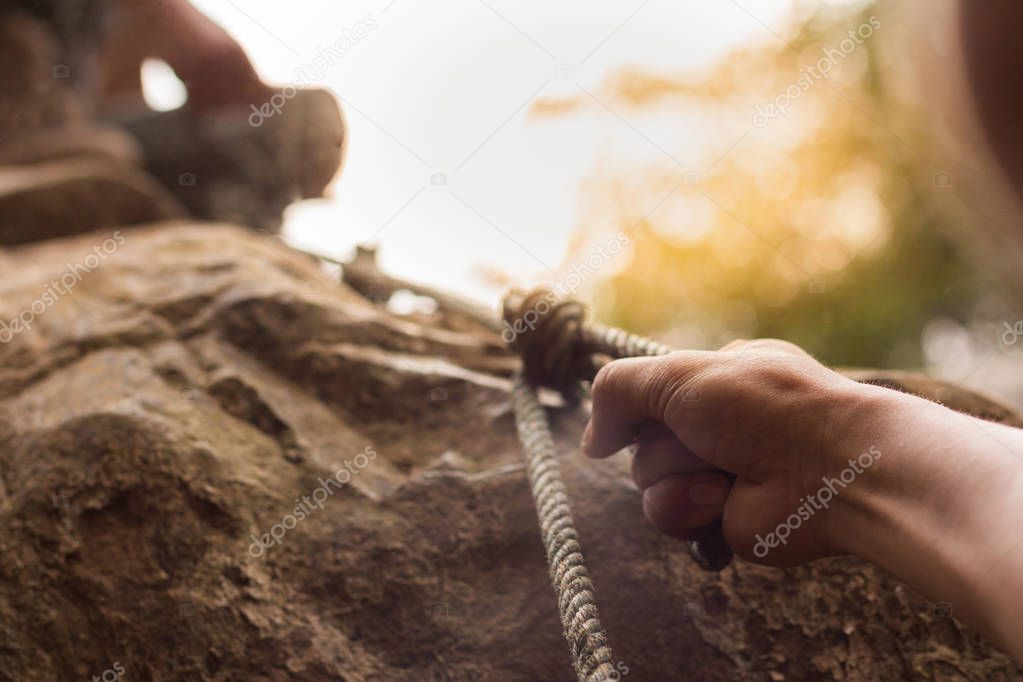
[689, 480, 728, 506]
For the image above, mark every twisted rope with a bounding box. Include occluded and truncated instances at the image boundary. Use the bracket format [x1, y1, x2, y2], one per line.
[503, 288, 733, 680]
[512, 376, 618, 682]
[583, 321, 674, 358]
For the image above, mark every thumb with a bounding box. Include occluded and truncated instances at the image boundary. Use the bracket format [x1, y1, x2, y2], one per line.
[583, 351, 715, 459]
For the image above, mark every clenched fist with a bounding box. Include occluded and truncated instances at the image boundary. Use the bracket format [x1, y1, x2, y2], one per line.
[583, 338, 1023, 661]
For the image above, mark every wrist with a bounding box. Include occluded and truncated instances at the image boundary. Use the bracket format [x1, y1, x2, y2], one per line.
[825, 383, 1023, 654]
[830, 384, 1015, 557]
[811, 379, 905, 556]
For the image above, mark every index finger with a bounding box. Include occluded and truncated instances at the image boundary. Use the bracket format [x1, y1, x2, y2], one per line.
[582, 351, 714, 459]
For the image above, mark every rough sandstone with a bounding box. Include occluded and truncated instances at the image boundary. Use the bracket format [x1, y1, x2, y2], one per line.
[0, 224, 1018, 681]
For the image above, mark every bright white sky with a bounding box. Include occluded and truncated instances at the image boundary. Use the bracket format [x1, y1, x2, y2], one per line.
[175, 0, 803, 305]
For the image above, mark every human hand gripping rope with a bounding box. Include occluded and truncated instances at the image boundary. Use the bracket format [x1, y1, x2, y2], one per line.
[502, 289, 732, 682]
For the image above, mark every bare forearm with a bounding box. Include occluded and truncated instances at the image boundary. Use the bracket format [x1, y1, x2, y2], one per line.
[835, 386, 1023, 660]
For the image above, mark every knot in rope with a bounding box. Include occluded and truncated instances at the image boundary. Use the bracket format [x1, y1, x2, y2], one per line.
[502, 288, 595, 401]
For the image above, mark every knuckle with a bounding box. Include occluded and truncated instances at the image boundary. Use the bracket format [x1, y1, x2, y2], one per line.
[591, 358, 638, 405]
[757, 338, 811, 358]
[689, 351, 814, 410]
[730, 338, 808, 360]
[747, 356, 810, 394]
[718, 338, 751, 352]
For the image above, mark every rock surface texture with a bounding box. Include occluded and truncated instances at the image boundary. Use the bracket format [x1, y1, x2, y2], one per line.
[0, 225, 1019, 681]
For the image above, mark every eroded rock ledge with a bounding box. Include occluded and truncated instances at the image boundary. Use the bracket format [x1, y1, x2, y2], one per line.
[0, 225, 1017, 680]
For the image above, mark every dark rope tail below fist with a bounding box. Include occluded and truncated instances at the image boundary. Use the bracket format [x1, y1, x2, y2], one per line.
[502, 288, 731, 681]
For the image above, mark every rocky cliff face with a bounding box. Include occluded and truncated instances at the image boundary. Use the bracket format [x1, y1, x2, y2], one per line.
[0, 224, 1017, 680]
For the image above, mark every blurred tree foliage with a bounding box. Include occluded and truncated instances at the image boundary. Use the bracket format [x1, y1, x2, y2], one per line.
[560, 1, 1000, 369]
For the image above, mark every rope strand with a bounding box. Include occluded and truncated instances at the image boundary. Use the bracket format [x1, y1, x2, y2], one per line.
[512, 374, 618, 682]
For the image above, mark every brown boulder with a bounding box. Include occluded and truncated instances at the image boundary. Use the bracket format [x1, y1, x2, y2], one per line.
[0, 225, 1017, 680]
